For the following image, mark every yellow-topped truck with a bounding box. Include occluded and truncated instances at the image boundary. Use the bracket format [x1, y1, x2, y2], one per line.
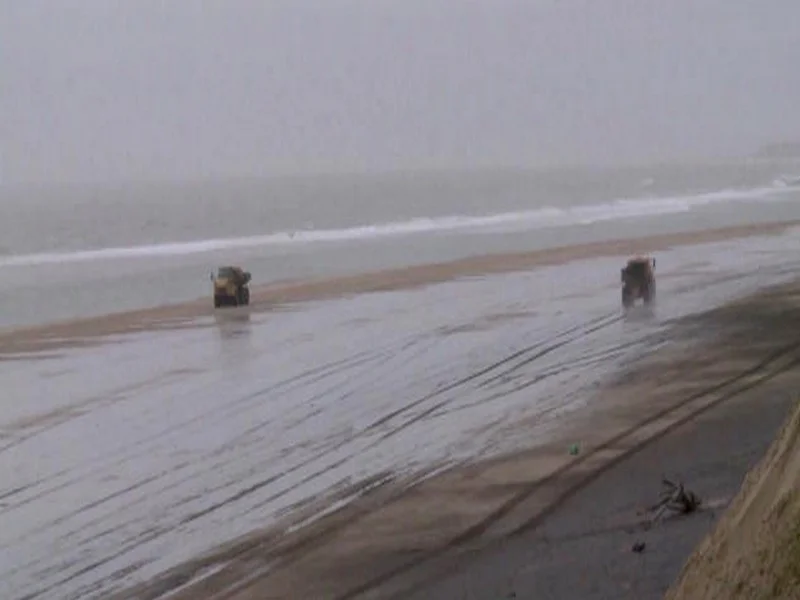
[212, 266, 251, 308]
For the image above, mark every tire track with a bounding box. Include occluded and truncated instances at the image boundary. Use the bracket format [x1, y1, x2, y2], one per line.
[3, 312, 665, 597]
[135, 338, 440, 516]
[476, 313, 623, 389]
[0, 346, 398, 516]
[369, 315, 623, 444]
[335, 340, 800, 600]
[4, 335, 442, 584]
[159, 313, 628, 600]
[435, 338, 644, 418]
[9, 312, 616, 528]
[363, 312, 621, 438]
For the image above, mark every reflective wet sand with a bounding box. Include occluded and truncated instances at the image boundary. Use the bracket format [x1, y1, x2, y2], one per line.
[3, 226, 800, 599]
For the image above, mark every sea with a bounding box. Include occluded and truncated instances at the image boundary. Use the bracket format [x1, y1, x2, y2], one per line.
[2, 158, 800, 329]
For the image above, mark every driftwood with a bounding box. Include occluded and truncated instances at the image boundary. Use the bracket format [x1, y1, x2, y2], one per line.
[646, 478, 702, 524]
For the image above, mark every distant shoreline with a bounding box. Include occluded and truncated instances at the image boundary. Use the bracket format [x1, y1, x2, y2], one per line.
[2, 219, 799, 355]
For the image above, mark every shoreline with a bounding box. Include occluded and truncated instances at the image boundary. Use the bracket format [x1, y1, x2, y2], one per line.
[111, 275, 800, 600]
[2, 219, 799, 355]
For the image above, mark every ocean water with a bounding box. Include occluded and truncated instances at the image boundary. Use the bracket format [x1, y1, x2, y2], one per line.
[2, 159, 800, 329]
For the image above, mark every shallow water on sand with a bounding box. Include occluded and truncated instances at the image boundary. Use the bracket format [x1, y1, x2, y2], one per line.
[2, 160, 800, 328]
[2, 230, 800, 599]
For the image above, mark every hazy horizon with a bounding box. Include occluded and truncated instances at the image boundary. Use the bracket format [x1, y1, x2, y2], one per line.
[3, 0, 800, 185]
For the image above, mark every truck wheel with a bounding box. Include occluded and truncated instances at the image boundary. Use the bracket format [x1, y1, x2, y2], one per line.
[243, 289, 250, 305]
[643, 282, 656, 305]
[622, 289, 633, 309]
[214, 297, 222, 309]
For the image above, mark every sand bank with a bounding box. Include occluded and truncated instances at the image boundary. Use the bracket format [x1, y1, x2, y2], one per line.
[2, 219, 799, 356]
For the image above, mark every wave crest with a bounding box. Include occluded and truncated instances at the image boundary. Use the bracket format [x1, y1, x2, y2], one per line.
[0, 181, 797, 268]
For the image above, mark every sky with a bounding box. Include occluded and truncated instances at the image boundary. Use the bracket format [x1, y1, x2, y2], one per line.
[2, 0, 800, 184]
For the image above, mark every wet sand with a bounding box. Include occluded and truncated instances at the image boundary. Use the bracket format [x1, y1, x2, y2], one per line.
[117, 280, 800, 600]
[2, 220, 799, 355]
[408, 372, 800, 600]
[3, 223, 800, 599]
[406, 291, 800, 600]
[665, 385, 800, 600]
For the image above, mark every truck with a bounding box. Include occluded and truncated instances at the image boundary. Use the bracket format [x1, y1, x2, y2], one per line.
[212, 266, 251, 308]
[621, 256, 656, 309]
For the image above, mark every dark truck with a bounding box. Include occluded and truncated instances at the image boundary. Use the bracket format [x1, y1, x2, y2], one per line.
[621, 256, 656, 308]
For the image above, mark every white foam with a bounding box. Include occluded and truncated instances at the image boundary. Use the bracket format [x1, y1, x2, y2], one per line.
[1, 182, 797, 268]
[773, 174, 800, 188]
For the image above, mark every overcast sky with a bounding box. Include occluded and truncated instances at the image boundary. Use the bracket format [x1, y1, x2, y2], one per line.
[2, 0, 799, 184]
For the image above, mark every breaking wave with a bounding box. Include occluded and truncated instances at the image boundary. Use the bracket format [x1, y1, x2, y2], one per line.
[1, 181, 798, 268]
[773, 174, 800, 188]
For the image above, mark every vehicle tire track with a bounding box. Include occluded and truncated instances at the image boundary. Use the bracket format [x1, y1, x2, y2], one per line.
[435, 338, 644, 418]
[476, 313, 624, 389]
[8, 313, 626, 599]
[335, 341, 800, 600]
[154, 313, 627, 600]
[12, 337, 443, 565]
[0, 347, 400, 515]
[363, 312, 621, 437]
